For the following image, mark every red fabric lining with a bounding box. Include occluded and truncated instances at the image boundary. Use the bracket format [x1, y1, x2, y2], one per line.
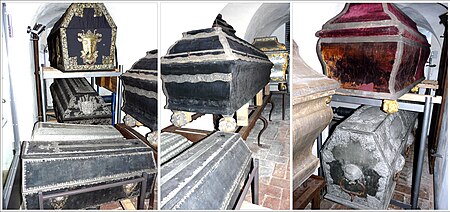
[319, 26, 399, 38]
[331, 3, 391, 23]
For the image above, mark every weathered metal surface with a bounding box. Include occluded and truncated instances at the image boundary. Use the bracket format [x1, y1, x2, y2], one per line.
[160, 132, 252, 210]
[292, 40, 339, 189]
[161, 15, 273, 116]
[121, 50, 158, 131]
[47, 3, 116, 72]
[31, 122, 123, 141]
[50, 78, 111, 125]
[21, 138, 156, 209]
[252, 36, 289, 91]
[322, 106, 417, 209]
[316, 3, 430, 100]
[160, 132, 192, 164]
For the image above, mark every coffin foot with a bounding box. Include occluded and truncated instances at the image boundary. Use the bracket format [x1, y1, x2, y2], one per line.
[123, 114, 137, 127]
[382, 100, 399, 114]
[218, 116, 237, 132]
[146, 131, 158, 147]
[171, 111, 193, 127]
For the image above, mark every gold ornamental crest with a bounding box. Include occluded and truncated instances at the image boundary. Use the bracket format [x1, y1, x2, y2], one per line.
[77, 29, 102, 65]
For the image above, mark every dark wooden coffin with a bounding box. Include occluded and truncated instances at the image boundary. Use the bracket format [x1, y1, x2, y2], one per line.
[47, 3, 116, 72]
[21, 138, 156, 209]
[317, 3, 430, 100]
[160, 132, 192, 165]
[160, 132, 252, 210]
[161, 15, 273, 115]
[322, 106, 417, 209]
[31, 122, 123, 141]
[121, 50, 158, 131]
[50, 78, 111, 125]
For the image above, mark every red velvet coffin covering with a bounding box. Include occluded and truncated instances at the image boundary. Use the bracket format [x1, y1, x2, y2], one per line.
[316, 3, 430, 100]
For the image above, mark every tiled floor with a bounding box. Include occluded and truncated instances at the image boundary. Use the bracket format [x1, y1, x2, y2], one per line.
[244, 93, 291, 210]
[308, 139, 434, 210]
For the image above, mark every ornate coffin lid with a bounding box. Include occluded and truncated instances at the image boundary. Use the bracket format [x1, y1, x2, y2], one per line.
[49, 3, 116, 34]
[316, 3, 429, 47]
[252, 36, 287, 53]
[292, 40, 339, 105]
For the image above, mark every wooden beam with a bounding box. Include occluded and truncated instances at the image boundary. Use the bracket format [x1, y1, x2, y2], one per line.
[120, 199, 136, 210]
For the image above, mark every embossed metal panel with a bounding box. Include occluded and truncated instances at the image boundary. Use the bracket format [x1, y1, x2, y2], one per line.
[160, 132, 252, 210]
[50, 78, 111, 125]
[252, 36, 289, 84]
[322, 106, 417, 209]
[316, 3, 430, 100]
[47, 3, 116, 72]
[121, 50, 158, 131]
[21, 138, 156, 209]
[161, 17, 273, 115]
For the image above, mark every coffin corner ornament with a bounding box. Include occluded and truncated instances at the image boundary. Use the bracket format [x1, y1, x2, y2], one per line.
[292, 40, 339, 189]
[121, 50, 158, 131]
[161, 14, 273, 128]
[322, 106, 417, 209]
[47, 3, 116, 72]
[316, 3, 431, 100]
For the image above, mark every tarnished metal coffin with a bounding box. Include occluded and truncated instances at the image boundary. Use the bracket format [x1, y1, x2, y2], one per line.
[161, 132, 252, 210]
[50, 78, 111, 125]
[161, 15, 273, 115]
[252, 36, 289, 91]
[160, 132, 192, 164]
[121, 50, 158, 131]
[317, 3, 430, 100]
[21, 138, 157, 209]
[31, 122, 123, 141]
[47, 3, 116, 72]
[292, 40, 339, 189]
[322, 106, 417, 209]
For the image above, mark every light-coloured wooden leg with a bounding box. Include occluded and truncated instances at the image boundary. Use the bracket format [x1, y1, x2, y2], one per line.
[264, 84, 270, 96]
[256, 89, 263, 106]
[236, 103, 249, 126]
[120, 199, 136, 210]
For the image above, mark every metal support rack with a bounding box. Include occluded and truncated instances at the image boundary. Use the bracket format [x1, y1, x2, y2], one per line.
[324, 89, 441, 209]
[38, 66, 123, 125]
[37, 172, 151, 210]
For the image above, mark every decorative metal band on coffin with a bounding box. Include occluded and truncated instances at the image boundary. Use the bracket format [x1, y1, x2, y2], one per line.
[121, 50, 158, 131]
[161, 132, 252, 210]
[316, 3, 430, 100]
[50, 78, 111, 125]
[21, 138, 156, 209]
[322, 106, 417, 209]
[31, 122, 123, 141]
[47, 3, 116, 72]
[161, 27, 273, 115]
[160, 132, 192, 164]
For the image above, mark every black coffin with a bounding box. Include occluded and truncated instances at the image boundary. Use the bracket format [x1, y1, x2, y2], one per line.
[50, 78, 111, 125]
[161, 18, 273, 116]
[121, 50, 158, 131]
[160, 132, 252, 210]
[21, 138, 156, 209]
[47, 3, 116, 72]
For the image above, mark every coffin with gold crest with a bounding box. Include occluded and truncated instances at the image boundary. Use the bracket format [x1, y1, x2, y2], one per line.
[47, 3, 116, 72]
